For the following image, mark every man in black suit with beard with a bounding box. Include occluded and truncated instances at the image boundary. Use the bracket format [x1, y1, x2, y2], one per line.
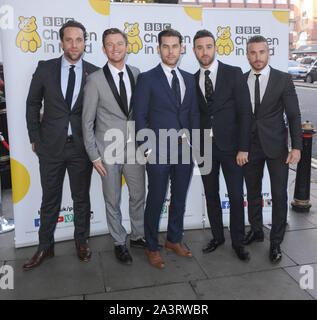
[193, 30, 252, 261]
[243, 36, 302, 263]
[24, 20, 99, 270]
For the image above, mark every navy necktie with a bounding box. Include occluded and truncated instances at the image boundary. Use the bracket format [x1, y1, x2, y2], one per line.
[171, 69, 181, 106]
[254, 73, 261, 115]
[65, 65, 75, 109]
[118, 71, 128, 115]
[204, 69, 214, 104]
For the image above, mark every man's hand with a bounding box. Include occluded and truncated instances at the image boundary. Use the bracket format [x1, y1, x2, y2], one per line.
[286, 149, 301, 165]
[31, 142, 36, 152]
[93, 159, 107, 177]
[236, 151, 249, 166]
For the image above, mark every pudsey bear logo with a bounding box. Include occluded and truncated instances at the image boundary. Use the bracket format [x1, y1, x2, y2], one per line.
[124, 22, 143, 54]
[216, 26, 234, 56]
[16, 16, 41, 53]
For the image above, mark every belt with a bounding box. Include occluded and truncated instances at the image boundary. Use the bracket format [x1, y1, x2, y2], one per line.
[66, 135, 73, 143]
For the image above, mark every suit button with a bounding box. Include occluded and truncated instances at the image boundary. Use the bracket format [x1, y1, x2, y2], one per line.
[210, 116, 214, 120]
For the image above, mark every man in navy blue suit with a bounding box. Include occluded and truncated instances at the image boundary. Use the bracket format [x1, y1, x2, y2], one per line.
[193, 30, 252, 261]
[133, 29, 200, 268]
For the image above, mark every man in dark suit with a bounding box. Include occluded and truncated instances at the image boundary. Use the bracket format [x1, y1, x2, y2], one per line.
[133, 29, 200, 268]
[243, 35, 302, 263]
[24, 21, 99, 270]
[193, 29, 252, 261]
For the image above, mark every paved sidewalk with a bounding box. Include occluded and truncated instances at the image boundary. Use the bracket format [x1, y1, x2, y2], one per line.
[0, 167, 317, 300]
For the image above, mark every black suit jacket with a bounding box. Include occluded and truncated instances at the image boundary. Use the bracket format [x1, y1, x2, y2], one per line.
[244, 67, 302, 159]
[26, 56, 99, 158]
[195, 61, 252, 153]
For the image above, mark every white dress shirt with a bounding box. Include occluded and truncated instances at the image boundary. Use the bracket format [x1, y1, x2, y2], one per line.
[160, 62, 186, 103]
[61, 56, 83, 135]
[247, 64, 271, 113]
[108, 62, 132, 110]
[199, 59, 219, 98]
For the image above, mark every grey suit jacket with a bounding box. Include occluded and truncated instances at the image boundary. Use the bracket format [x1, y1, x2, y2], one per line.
[82, 63, 140, 163]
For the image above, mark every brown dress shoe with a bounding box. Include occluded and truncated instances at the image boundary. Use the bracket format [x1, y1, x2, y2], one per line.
[165, 240, 192, 257]
[146, 249, 165, 268]
[76, 243, 92, 262]
[23, 249, 54, 270]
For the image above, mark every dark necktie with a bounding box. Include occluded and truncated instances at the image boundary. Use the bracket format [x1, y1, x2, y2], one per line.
[254, 73, 261, 115]
[204, 69, 214, 108]
[118, 71, 128, 115]
[65, 65, 75, 109]
[171, 69, 181, 106]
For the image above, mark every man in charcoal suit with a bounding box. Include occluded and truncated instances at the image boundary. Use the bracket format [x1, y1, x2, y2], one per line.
[243, 35, 302, 263]
[25, 20, 99, 270]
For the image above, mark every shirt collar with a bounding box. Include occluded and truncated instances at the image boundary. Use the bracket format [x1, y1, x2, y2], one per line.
[251, 64, 270, 77]
[161, 62, 178, 75]
[108, 62, 127, 75]
[61, 55, 82, 70]
[200, 59, 218, 76]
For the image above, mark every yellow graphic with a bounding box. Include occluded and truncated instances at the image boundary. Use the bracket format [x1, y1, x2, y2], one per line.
[216, 26, 234, 56]
[272, 11, 289, 24]
[121, 175, 126, 187]
[88, 0, 110, 15]
[10, 158, 30, 204]
[16, 16, 41, 53]
[184, 7, 202, 21]
[124, 23, 143, 54]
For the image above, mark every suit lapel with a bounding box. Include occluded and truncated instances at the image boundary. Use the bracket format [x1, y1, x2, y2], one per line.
[56, 57, 68, 108]
[72, 60, 89, 111]
[213, 61, 224, 102]
[260, 66, 275, 109]
[103, 63, 129, 117]
[126, 65, 136, 117]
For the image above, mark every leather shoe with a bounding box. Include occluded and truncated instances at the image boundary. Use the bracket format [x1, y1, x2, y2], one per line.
[165, 240, 192, 257]
[23, 249, 54, 270]
[146, 249, 165, 268]
[232, 245, 250, 261]
[243, 230, 264, 245]
[130, 237, 147, 248]
[269, 243, 282, 264]
[76, 243, 92, 262]
[114, 245, 133, 265]
[202, 239, 225, 254]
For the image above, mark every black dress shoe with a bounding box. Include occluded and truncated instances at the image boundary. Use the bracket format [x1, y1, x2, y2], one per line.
[130, 237, 147, 248]
[243, 230, 264, 245]
[232, 245, 250, 261]
[202, 239, 225, 254]
[114, 245, 133, 265]
[269, 243, 282, 264]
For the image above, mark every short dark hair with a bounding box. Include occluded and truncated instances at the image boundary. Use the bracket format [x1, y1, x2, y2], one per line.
[158, 28, 182, 46]
[193, 30, 215, 47]
[102, 28, 128, 47]
[247, 35, 269, 52]
[59, 20, 87, 42]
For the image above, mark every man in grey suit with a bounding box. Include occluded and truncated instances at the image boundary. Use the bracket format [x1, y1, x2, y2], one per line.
[82, 28, 145, 265]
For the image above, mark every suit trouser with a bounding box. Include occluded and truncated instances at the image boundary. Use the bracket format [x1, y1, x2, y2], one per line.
[243, 134, 289, 245]
[38, 141, 92, 251]
[201, 141, 245, 247]
[145, 156, 193, 252]
[100, 162, 145, 246]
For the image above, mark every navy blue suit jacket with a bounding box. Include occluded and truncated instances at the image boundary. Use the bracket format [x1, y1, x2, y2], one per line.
[195, 61, 252, 153]
[133, 64, 200, 157]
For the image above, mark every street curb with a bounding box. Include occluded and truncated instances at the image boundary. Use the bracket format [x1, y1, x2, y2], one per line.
[294, 82, 317, 89]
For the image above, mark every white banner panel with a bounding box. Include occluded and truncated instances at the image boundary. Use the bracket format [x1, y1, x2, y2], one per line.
[0, 1, 289, 247]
